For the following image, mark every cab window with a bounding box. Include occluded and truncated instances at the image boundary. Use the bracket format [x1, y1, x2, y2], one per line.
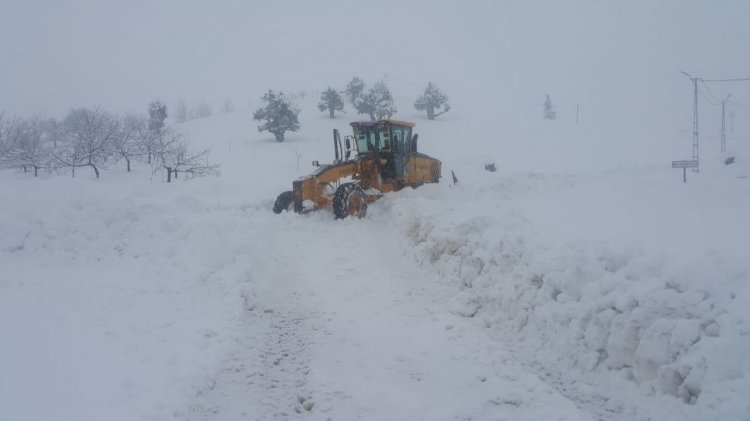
[354, 127, 376, 152]
[354, 126, 391, 152]
[404, 127, 412, 152]
[377, 127, 391, 150]
[390, 126, 412, 153]
[390, 126, 405, 152]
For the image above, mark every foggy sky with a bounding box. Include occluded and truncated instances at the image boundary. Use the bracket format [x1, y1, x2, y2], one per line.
[1, 0, 749, 127]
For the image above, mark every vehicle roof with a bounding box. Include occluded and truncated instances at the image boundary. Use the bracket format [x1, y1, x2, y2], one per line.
[349, 119, 416, 128]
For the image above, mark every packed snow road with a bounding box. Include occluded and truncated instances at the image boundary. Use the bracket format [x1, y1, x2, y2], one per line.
[187, 209, 591, 420]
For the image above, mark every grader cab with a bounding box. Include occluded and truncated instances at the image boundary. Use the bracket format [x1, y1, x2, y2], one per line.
[273, 119, 441, 219]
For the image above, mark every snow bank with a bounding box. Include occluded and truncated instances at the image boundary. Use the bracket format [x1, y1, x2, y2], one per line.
[0, 175, 264, 421]
[378, 166, 750, 420]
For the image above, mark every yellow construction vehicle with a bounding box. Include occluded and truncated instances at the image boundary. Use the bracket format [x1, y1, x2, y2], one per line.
[273, 119, 441, 218]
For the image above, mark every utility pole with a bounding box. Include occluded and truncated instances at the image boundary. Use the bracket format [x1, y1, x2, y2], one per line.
[576, 104, 580, 123]
[682, 71, 700, 172]
[721, 95, 730, 153]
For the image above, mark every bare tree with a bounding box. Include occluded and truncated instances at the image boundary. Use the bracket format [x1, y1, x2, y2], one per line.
[176, 99, 188, 123]
[153, 131, 220, 182]
[111, 115, 145, 172]
[3, 117, 53, 176]
[55, 107, 117, 178]
[133, 115, 160, 165]
[0, 117, 21, 171]
[0, 111, 8, 165]
[221, 98, 235, 113]
[193, 101, 213, 119]
[544, 95, 557, 120]
[42, 118, 64, 148]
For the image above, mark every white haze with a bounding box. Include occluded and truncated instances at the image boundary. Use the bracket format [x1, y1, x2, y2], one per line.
[2, 0, 749, 135]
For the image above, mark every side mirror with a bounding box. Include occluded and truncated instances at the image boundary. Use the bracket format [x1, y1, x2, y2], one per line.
[411, 133, 419, 153]
[312, 160, 320, 167]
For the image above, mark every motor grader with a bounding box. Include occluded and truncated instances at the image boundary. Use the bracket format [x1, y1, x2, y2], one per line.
[273, 119, 441, 219]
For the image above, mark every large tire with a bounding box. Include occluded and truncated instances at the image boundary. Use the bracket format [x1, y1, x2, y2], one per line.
[333, 183, 367, 219]
[273, 191, 295, 214]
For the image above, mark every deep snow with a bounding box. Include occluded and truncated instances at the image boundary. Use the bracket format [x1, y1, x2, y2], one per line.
[1, 93, 749, 420]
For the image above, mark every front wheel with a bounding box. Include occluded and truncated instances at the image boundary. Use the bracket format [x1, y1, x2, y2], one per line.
[332, 183, 367, 219]
[273, 191, 295, 214]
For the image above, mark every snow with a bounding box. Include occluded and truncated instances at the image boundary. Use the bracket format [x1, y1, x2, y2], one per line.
[1, 90, 749, 421]
[384, 172, 750, 419]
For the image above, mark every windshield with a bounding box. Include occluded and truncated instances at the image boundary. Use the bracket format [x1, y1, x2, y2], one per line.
[354, 126, 391, 153]
[390, 126, 411, 153]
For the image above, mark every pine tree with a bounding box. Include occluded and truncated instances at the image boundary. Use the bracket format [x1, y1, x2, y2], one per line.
[253, 90, 300, 142]
[544, 95, 557, 120]
[318, 87, 345, 119]
[344, 77, 365, 105]
[148, 100, 168, 131]
[354, 80, 396, 121]
[414, 82, 450, 120]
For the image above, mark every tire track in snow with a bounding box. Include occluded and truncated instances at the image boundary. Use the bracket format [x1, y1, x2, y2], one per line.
[185, 211, 326, 420]
[186, 207, 594, 420]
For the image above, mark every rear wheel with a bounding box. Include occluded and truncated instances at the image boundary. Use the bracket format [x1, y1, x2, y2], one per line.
[333, 183, 367, 219]
[273, 191, 295, 214]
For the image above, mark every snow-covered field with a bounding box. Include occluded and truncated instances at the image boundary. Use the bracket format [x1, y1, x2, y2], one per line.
[1, 93, 749, 420]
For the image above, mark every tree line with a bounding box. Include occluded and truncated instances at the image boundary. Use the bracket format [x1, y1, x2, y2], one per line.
[174, 98, 237, 123]
[0, 101, 219, 182]
[253, 78, 452, 142]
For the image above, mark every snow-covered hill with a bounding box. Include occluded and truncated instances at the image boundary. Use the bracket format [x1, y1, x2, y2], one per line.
[1, 94, 748, 420]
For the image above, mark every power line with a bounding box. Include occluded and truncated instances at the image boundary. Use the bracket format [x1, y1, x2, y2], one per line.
[698, 86, 721, 105]
[696, 79, 750, 110]
[697, 89, 718, 105]
[699, 80, 722, 105]
[702, 77, 750, 82]
[727, 100, 750, 111]
[726, 98, 750, 108]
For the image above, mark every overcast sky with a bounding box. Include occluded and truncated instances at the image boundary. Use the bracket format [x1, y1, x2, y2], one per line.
[1, 0, 749, 126]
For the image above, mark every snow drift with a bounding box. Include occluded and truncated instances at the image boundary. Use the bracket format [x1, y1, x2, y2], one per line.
[379, 161, 750, 419]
